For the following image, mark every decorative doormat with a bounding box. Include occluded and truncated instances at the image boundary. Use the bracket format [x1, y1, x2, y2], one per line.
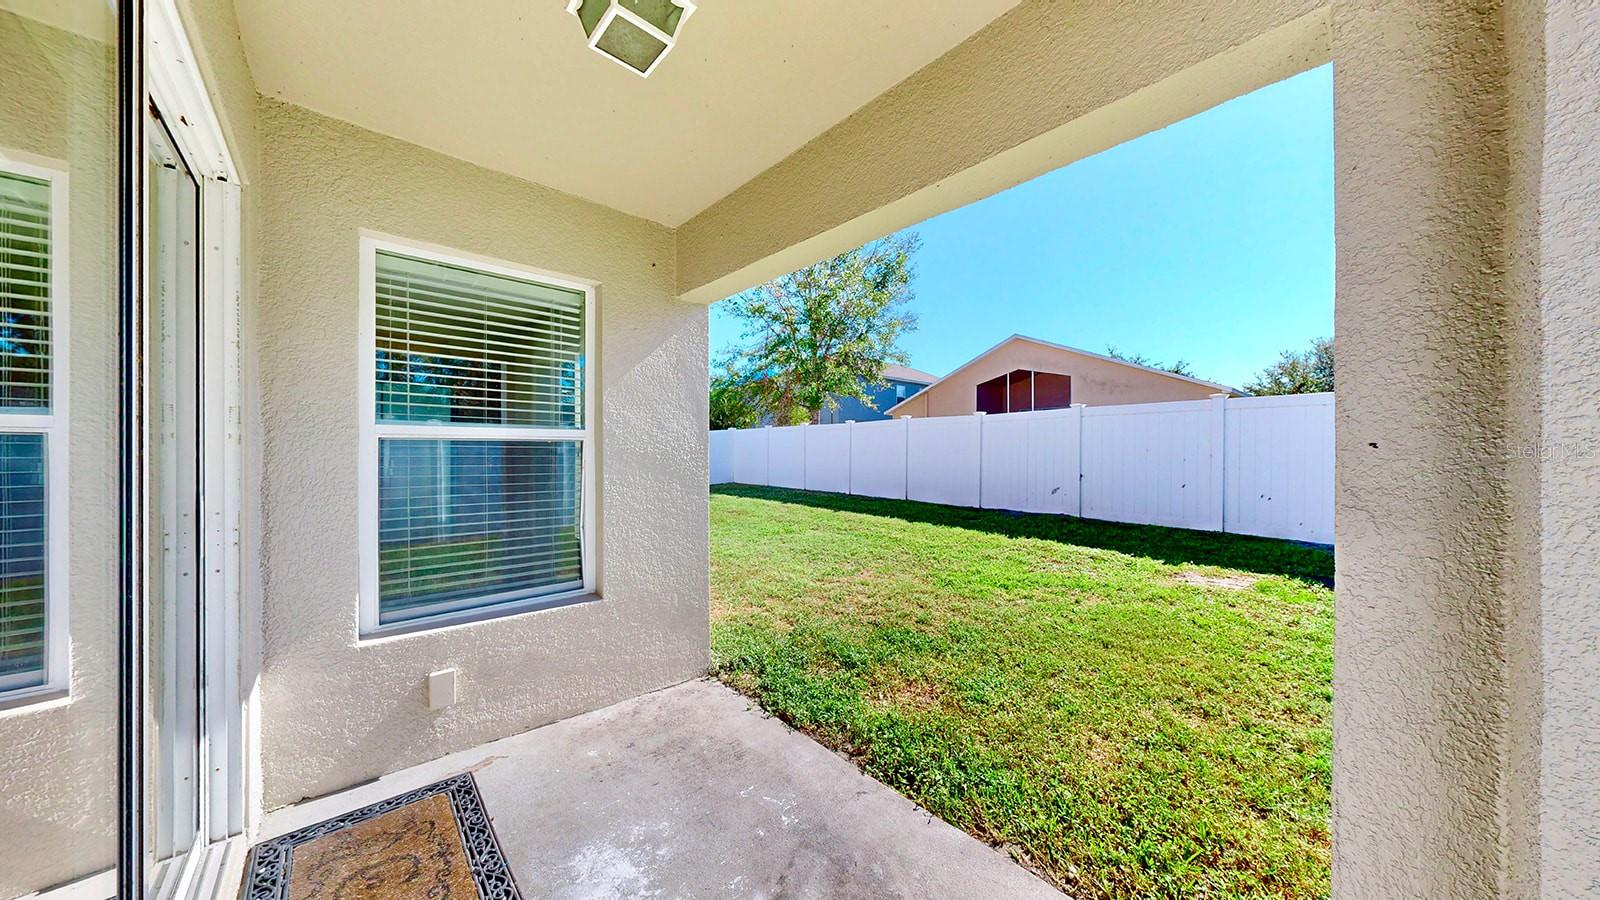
[240, 773, 521, 900]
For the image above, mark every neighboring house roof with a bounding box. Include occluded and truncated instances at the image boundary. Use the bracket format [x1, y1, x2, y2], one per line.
[883, 334, 1246, 416]
[881, 364, 940, 385]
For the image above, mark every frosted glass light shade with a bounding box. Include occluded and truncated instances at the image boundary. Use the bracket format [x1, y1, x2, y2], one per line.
[566, 0, 696, 77]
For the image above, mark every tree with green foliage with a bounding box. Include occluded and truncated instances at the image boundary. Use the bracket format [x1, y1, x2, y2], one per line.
[1244, 337, 1334, 395]
[708, 360, 761, 430]
[1105, 345, 1196, 378]
[721, 234, 920, 425]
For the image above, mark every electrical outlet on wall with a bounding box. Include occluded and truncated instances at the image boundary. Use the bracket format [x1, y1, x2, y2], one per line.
[427, 668, 457, 710]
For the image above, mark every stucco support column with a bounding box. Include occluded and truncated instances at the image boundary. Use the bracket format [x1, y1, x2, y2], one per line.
[1331, 2, 1516, 895]
[1502, 1, 1600, 895]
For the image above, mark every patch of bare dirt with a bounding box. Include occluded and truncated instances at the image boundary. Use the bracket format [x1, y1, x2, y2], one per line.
[871, 678, 951, 713]
[1172, 571, 1260, 591]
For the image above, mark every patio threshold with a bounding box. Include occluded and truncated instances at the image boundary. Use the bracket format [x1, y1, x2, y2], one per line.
[258, 678, 1060, 898]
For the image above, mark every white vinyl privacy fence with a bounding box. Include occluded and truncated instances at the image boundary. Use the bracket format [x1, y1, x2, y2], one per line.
[710, 393, 1334, 544]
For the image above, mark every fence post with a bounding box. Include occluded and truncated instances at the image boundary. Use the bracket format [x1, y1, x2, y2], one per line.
[974, 411, 985, 509]
[1070, 403, 1086, 518]
[1209, 393, 1228, 532]
[764, 424, 773, 488]
[800, 419, 812, 490]
[846, 420, 856, 496]
[900, 415, 912, 500]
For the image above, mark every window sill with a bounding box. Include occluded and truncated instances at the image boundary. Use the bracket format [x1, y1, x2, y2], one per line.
[0, 684, 69, 715]
[358, 589, 600, 643]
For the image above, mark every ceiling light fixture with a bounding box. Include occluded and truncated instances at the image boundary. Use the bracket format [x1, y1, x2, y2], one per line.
[566, 0, 696, 78]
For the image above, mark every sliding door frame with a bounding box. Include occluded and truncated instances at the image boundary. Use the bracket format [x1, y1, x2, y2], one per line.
[123, 0, 248, 895]
[118, 0, 147, 895]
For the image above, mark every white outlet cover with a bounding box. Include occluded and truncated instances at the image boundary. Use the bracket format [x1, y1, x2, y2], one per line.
[427, 668, 457, 710]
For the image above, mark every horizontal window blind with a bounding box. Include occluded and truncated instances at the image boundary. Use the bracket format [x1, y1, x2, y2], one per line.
[0, 171, 52, 410]
[378, 439, 581, 623]
[0, 433, 46, 688]
[369, 246, 588, 628]
[375, 250, 584, 428]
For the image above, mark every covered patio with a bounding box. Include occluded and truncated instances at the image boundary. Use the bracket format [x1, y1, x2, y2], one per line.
[0, 0, 1593, 897]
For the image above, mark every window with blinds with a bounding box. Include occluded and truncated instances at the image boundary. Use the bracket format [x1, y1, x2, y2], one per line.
[366, 246, 589, 628]
[0, 166, 57, 694]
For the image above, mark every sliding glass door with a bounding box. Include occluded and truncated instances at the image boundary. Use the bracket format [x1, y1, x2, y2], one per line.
[0, 4, 243, 895]
[146, 107, 206, 889]
[140, 5, 248, 892]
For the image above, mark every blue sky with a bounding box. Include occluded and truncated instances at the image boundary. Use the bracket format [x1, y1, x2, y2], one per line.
[710, 63, 1334, 391]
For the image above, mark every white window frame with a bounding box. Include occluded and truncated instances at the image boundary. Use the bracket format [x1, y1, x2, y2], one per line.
[357, 232, 597, 638]
[0, 149, 70, 704]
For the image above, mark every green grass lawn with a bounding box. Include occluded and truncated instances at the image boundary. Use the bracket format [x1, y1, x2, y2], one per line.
[710, 485, 1333, 899]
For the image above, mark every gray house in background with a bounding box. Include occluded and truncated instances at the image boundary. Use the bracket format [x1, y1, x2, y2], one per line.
[817, 365, 939, 424]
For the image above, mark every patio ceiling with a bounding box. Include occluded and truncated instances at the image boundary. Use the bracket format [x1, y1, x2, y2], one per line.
[233, 0, 1023, 227]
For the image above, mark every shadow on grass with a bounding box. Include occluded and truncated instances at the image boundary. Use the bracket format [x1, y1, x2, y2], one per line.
[713, 484, 1334, 586]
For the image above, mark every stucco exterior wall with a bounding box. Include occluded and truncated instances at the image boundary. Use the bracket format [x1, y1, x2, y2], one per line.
[1508, 2, 1600, 894]
[1500, 1, 1546, 893]
[253, 98, 709, 808]
[0, 12, 120, 896]
[894, 339, 1224, 419]
[1330, 4, 1527, 895]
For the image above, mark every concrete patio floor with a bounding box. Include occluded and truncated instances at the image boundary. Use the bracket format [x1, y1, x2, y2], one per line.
[261, 678, 1060, 898]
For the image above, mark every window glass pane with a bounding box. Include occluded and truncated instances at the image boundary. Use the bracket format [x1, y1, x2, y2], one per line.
[0, 170, 52, 410]
[146, 116, 204, 863]
[593, 13, 669, 74]
[378, 438, 583, 623]
[0, 432, 45, 688]
[375, 250, 584, 428]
